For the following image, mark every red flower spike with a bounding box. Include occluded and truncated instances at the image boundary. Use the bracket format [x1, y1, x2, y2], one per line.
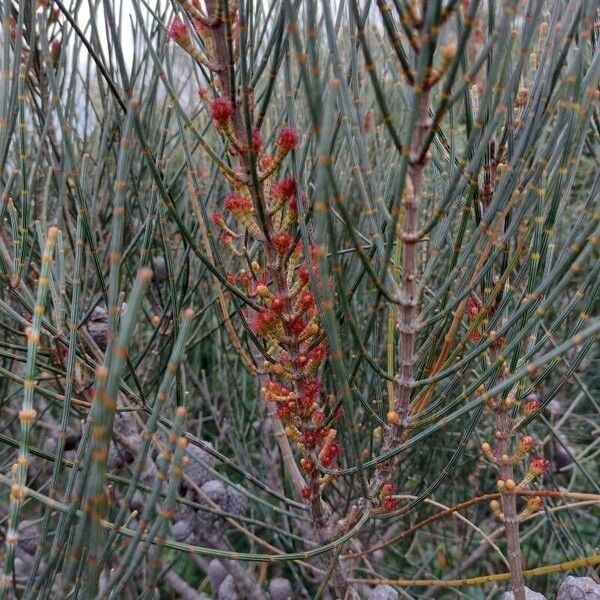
[466, 297, 480, 318]
[224, 192, 253, 214]
[312, 410, 325, 426]
[276, 402, 295, 421]
[270, 296, 288, 314]
[529, 455, 550, 476]
[296, 266, 309, 285]
[334, 407, 345, 420]
[272, 177, 297, 201]
[252, 310, 280, 337]
[50, 39, 61, 63]
[380, 482, 395, 498]
[383, 497, 398, 512]
[310, 345, 327, 365]
[300, 458, 315, 473]
[221, 233, 234, 246]
[260, 154, 274, 169]
[517, 436, 535, 454]
[287, 316, 306, 336]
[273, 231, 293, 254]
[302, 430, 318, 448]
[211, 97, 233, 128]
[320, 440, 340, 466]
[523, 395, 541, 416]
[298, 291, 314, 311]
[251, 128, 262, 153]
[301, 379, 321, 400]
[277, 126, 299, 153]
[169, 17, 190, 46]
[301, 486, 312, 500]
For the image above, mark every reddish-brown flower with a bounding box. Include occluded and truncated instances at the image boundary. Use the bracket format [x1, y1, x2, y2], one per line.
[169, 17, 190, 46]
[517, 436, 535, 454]
[211, 212, 225, 227]
[286, 316, 306, 336]
[252, 310, 280, 337]
[523, 395, 541, 415]
[298, 291, 314, 311]
[270, 295, 288, 314]
[211, 97, 233, 128]
[224, 192, 253, 214]
[320, 440, 340, 466]
[383, 497, 398, 512]
[277, 126, 299, 153]
[529, 455, 550, 476]
[312, 410, 325, 426]
[272, 177, 296, 201]
[300, 486, 312, 500]
[380, 482, 395, 498]
[272, 231, 293, 254]
[466, 297, 480, 318]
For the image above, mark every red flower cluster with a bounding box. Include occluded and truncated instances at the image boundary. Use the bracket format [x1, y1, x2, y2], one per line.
[224, 192, 253, 214]
[529, 455, 550, 476]
[523, 394, 541, 415]
[272, 231, 293, 254]
[277, 127, 299, 153]
[169, 17, 190, 46]
[272, 177, 296, 201]
[319, 440, 341, 467]
[211, 97, 233, 128]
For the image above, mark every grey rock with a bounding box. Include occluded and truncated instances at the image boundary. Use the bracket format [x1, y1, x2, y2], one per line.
[557, 576, 600, 600]
[87, 303, 127, 351]
[171, 520, 192, 542]
[217, 574, 239, 600]
[500, 587, 547, 600]
[201, 480, 227, 503]
[207, 559, 228, 592]
[17, 521, 39, 556]
[225, 486, 248, 516]
[185, 443, 216, 492]
[269, 577, 293, 600]
[369, 585, 399, 600]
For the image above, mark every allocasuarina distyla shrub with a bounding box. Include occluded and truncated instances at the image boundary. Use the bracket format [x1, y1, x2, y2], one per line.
[0, 0, 598, 598]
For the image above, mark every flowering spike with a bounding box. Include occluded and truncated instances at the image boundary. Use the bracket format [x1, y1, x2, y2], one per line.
[277, 127, 299, 153]
[169, 17, 191, 47]
[211, 97, 233, 128]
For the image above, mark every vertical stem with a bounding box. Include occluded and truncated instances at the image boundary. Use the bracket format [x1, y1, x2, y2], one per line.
[496, 409, 526, 600]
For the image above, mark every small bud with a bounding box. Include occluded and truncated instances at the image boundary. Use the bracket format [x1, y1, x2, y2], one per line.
[526, 496, 542, 513]
[441, 43, 457, 63]
[380, 482, 395, 498]
[255, 284, 270, 299]
[387, 410, 400, 425]
[505, 479, 516, 492]
[516, 87, 529, 107]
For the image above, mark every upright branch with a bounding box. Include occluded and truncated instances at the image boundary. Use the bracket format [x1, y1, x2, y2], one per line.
[170, 2, 356, 596]
[370, 2, 458, 497]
